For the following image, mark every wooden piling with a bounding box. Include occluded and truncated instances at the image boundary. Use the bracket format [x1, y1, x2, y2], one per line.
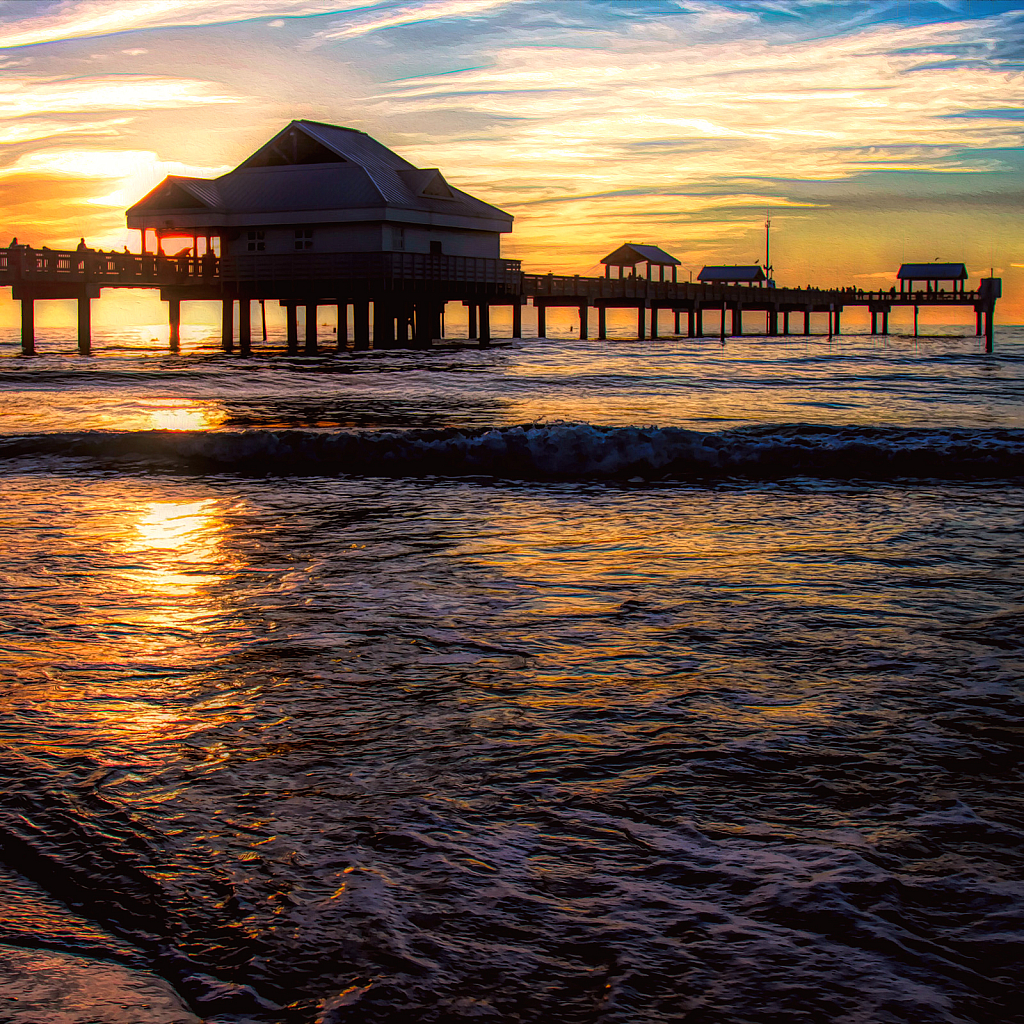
[804, 309, 810, 335]
[834, 309, 841, 335]
[286, 304, 298, 354]
[353, 299, 370, 350]
[650, 307, 658, 339]
[732, 305, 742, 337]
[512, 300, 522, 339]
[238, 299, 252, 355]
[478, 303, 491, 346]
[21, 297, 34, 356]
[914, 305, 919, 338]
[168, 298, 181, 353]
[337, 303, 348, 351]
[468, 303, 478, 339]
[687, 308, 695, 338]
[305, 303, 318, 354]
[536, 304, 546, 339]
[783, 309, 789, 335]
[985, 309, 994, 353]
[637, 305, 646, 340]
[374, 298, 395, 349]
[597, 305, 606, 340]
[674, 310, 681, 335]
[719, 304, 725, 344]
[221, 298, 234, 353]
[578, 303, 588, 340]
[77, 294, 91, 356]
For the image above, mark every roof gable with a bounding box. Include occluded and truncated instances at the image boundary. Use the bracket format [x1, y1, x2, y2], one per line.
[129, 177, 212, 213]
[602, 243, 679, 266]
[239, 123, 346, 168]
[398, 168, 455, 199]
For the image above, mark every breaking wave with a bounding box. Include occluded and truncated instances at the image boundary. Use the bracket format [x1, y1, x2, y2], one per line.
[1, 423, 1022, 481]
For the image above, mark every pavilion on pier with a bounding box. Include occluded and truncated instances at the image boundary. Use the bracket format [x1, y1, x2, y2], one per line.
[601, 243, 680, 282]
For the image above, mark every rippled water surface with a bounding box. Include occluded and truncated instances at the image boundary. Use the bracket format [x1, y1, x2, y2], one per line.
[0, 324, 1022, 1023]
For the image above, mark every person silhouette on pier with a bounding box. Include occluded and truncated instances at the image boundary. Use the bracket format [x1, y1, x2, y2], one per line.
[77, 238, 89, 252]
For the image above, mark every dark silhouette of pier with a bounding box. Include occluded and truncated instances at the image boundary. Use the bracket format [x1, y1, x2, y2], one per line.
[0, 245, 1002, 356]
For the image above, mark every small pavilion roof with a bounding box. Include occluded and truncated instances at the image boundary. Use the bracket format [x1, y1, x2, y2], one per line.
[898, 263, 967, 280]
[601, 243, 680, 267]
[698, 265, 766, 283]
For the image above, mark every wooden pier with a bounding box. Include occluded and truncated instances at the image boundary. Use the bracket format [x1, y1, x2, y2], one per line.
[0, 246, 1001, 356]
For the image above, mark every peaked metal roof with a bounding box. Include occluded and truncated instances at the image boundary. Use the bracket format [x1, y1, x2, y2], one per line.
[698, 265, 766, 282]
[601, 243, 679, 266]
[898, 263, 967, 279]
[127, 119, 511, 228]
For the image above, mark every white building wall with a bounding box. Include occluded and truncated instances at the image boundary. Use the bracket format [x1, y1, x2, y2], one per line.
[226, 222, 501, 258]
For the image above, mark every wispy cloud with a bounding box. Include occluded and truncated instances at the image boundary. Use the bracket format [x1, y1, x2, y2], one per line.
[311, 0, 517, 42]
[0, 75, 243, 119]
[0, 0, 351, 49]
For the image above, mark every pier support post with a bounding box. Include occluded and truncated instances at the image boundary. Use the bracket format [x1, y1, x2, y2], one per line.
[478, 303, 491, 347]
[77, 294, 91, 356]
[783, 310, 790, 335]
[870, 311, 877, 335]
[985, 309, 994, 353]
[697, 307, 705, 338]
[720, 304, 726, 344]
[305, 303, 318, 354]
[337, 303, 348, 351]
[650, 307, 658, 339]
[828, 307, 833, 340]
[353, 300, 370, 350]
[834, 309, 841, 335]
[882, 310, 889, 335]
[168, 298, 181, 353]
[687, 308, 695, 338]
[976, 311, 983, 336]
[637, 305, 646, 340]
[21, 297, 34, 356]
[536, 304, 546, 339]
[374, 298, 395, 349]
[675, 310, 681, 335]
[221, 298, 234, 353]
[512, 301, 522, 339]
[732, 305, 742, 337]
[804, 309, 810, 335]
[597, 306, 607, 340]
[467, 304, 478, 340]
[579, 303, 589, 340]
[914, 305, 919, 338]
[238, 299, 251, 355]
[768, 308, 778, 336]
[286, 304, 298, 354]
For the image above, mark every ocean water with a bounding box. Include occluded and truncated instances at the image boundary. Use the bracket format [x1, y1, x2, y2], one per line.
[0, 320, 1022, 1024]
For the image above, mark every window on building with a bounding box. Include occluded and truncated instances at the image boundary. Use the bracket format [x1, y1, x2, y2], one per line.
[430, 240, 443, 255]
[392, 226, 405, 251]
[294, 229, 313, 250]
[247, 230, 265, 252]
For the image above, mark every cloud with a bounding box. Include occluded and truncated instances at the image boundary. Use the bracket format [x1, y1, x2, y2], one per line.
[0, 0, 350, 49]
[0, 75, 244, 119]
[312, 0, 517, 42]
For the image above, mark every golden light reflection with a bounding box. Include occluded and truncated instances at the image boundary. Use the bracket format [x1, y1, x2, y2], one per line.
[148, 402, 225, 431]
[123, 499, 227, 598]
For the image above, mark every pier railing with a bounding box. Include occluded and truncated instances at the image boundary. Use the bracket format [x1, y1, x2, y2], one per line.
[0, 247, 522, 289]
[522, 273, 985, 307]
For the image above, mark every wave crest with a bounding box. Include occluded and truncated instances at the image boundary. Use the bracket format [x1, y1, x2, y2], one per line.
[1, 423, 1022, 481]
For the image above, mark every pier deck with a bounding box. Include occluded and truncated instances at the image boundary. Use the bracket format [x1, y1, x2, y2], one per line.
[0, 247, 1001, 355]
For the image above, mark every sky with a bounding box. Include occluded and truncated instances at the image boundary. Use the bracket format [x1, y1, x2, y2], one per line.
[1, 0, 1023, 320]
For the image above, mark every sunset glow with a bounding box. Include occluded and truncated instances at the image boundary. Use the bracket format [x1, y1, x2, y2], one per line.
[0, 0, 1021, 318]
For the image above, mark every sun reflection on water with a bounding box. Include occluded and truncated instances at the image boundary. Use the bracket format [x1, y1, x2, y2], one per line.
[147, 402, 225, 431]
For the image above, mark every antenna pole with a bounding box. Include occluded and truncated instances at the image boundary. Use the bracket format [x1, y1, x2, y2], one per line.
[764, 207, 772, 282]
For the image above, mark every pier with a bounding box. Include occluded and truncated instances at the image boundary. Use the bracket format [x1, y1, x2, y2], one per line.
[0, 245, 1002, 355]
